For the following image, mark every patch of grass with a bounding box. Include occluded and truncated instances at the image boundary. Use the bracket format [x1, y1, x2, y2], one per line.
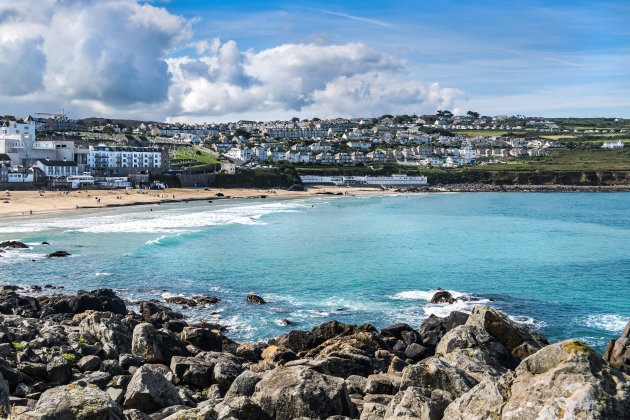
[62, 353, 77, 363]
[12, 342, 25, 352]
[170, 147, 220, 167]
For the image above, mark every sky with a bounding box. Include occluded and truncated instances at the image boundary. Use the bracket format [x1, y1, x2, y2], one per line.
[0, 0, 628, 122]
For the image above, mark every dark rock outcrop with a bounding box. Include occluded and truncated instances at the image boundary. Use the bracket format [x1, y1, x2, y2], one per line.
[246, 294, 267, 304]
[0, 241, 29, 249]
[430, 290, 456, 304]
[47, 250, 71, 258]
[605, 318, 630, 374]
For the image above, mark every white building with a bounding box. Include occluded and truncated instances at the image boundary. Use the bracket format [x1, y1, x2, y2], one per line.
[225, 147, 253, 161]
[88, 145, 162, 170]
[602, 140, 625, 149]
[34, 159, 79, 177]
[301, 174, 427, 186]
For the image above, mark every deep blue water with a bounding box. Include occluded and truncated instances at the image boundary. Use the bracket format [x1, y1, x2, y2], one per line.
[1, 192, 629, 353]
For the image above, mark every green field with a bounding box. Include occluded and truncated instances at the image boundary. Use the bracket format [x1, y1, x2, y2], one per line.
[169, 147, 220, 168]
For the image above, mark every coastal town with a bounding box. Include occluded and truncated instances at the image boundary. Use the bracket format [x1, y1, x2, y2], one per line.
[0, 112, 627, 190]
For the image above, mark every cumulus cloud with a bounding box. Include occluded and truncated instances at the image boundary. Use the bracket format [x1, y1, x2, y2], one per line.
[167, 41, 464, 120]
[0, 0, 464, 120]
[0, 0, 189, 106]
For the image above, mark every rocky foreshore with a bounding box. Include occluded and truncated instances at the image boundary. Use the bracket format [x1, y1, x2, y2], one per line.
[0, 287, 628, 419]
[392, 184, 630, 193]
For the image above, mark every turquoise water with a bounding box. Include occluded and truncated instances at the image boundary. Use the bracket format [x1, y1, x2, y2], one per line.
[1, 193, 629, 352]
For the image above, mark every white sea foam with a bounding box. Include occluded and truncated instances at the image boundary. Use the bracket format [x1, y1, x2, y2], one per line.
[584, 314, 628, 332]
[0, 201, 304, 235]
[392, 288, 499, 320]
[95, 272, 113, 277]
[392, 289, 469, 301]
[145, 236, 168, 245]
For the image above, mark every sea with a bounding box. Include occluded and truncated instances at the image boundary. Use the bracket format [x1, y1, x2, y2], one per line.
[1, 192, 629, 353]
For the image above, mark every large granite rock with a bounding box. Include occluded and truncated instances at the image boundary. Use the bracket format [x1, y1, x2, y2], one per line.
[131, 322, 189, 364]
[444, 340, 630, 419]
[416, 311, 469, 351]
[123, 365, 184, 413]
[170, 356, 213, 387]
[251, 365, 355, 419]
[80, 311, 132, 356]
[465, 305, 548, 359]
[385, 386, 452, 419]
[181, 325, 222, 351]
[275, 320, 376, 354]
[22, 383, 123, 420]
[0, 293, 41, 318]
[400, 359, 476, 399]
[605, 318, 630, 374]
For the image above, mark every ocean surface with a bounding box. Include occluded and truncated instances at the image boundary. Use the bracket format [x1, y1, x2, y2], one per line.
[1, 192, 629, 353]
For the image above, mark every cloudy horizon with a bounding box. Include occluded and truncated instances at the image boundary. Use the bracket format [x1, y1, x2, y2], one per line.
[0, 0, 627, 123]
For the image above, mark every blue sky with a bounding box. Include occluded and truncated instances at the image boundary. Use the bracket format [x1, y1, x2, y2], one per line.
[0, 0, 628, 121]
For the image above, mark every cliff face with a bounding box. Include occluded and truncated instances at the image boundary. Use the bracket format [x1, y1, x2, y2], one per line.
[0, 287, 628, 419]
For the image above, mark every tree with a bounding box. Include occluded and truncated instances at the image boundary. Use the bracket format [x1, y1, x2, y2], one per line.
[467, 111, 480, 119]
[291, 117, 300, 122]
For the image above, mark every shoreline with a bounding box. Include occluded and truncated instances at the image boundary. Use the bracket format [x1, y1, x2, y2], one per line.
[1, 184, 629, 218]
[0, 286, 627, 418]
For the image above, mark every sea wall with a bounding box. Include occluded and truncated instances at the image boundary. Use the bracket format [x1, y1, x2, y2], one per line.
[0, 278, 628, 419]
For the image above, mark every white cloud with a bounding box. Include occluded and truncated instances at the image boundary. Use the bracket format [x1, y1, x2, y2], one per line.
[166, 41, 464, 121]
[0, 0, 190, 108]
[0, 0, 464, 121]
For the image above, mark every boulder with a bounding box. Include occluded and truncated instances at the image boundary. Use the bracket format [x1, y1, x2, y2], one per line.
[193, 296, 219, 305]
[25, 383, 123, 420]
[275, 321, 376, 355]
[465, 305, 548, 359]
[46, 356, 73, 384]
[416, 311, 469, 351]
[363, 374, 401, 395]
[71, 289, 126, 315]
[0, 240, 29, 249]
[79, 311, 132, 355]
[131, 322, 189, 364]
[213, 357, 244, 392]
[181, 326, 222, 351]
[380, 323, 415, 341]
[47, 250, 71, 258]
[385, 386, 453, 419]
[170, 356, 213, 387]
[161, 400, 216, 420]
[246, 294, 266, 304]
[139, 302, 183, 327]
[235, 344, 263, 362]
[165, 296, 197, 307]
[214, 396, 267, 419]
[305, 332, 388, 360]
[436, 324, 517, 378]
[445, 340, 630, 419]
[359, 402, 386, 420]
[123, 365, 184, 413]
[0, 293, 40, 318]
[430, 290, 456, 304]
[400, 359, 476, 399]
[251, 365, 355, 419]
[605, 318, 630, 374]
[225, 370, 264, 398]
[77, 355, 102, 372]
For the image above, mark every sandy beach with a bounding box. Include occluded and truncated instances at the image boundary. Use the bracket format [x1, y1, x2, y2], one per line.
[0, 186, 388, 218]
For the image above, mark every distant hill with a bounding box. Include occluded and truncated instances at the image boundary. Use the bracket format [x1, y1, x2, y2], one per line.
[77, 117, 157, 129]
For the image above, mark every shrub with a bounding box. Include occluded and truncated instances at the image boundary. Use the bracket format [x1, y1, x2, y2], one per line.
[61, 353, 77, 363]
